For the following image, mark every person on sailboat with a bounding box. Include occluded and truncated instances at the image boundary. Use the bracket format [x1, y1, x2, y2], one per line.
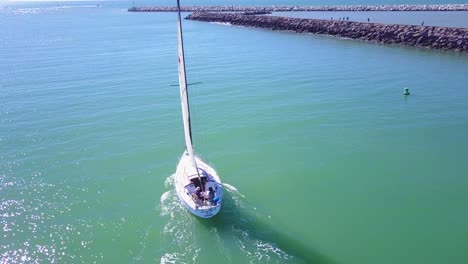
[206, 187, 220, 205]
[191, 186, 204, 205]
[207, 187, 215, 201]
[194, 186, 203, 200]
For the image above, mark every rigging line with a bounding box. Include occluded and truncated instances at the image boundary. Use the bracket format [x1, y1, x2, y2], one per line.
[169, 82, 203, 87]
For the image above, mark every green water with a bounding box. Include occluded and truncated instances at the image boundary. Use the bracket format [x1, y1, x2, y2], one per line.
[1, 2, 468, 263]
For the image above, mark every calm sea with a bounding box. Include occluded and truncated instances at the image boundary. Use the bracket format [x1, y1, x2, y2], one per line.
[1, 1, 468, 263]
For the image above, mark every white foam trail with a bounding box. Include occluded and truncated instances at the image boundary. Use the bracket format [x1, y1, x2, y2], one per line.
[164, 174, 175, 188]
[231, 225, 292, 263]
[158, 177, 292, 263]
[158, 174, 201, 264]
[223, 183, 245, 198]
[8, 5, 99, 15]
[159, 191, 175, 216]
[160, 252, 180, 264]
[221, 183, 294, 263]
[255, 240, 292, 261]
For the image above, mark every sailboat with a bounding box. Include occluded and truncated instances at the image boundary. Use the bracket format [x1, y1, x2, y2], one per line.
[173, 0, 223, 218]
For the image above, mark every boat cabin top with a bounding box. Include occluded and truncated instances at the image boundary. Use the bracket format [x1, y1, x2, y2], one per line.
[188, 174, 207, 189]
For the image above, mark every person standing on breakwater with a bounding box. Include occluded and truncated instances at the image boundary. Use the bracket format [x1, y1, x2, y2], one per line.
[421, 21, 425, 26]
[367, 18, 370, 22]
[186, 12, 468, 52]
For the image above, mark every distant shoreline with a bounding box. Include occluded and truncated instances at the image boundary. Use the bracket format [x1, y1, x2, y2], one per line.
[128, 4, 468, 12]
[186, 12, 468, 53]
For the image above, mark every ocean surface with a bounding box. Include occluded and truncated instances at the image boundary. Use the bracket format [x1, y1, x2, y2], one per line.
[1, 1, 468, 264]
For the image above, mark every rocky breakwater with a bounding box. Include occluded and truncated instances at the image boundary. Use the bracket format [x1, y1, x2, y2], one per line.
[128, 4, 468, 12]
[242, 11, 272, 16]
[186, 12, 468, 52]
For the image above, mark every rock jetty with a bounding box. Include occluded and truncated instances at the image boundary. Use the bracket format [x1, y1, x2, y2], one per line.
[128, 4, 468, 12]
[242, 11, 272, 16]
[186, 12, 468, 52]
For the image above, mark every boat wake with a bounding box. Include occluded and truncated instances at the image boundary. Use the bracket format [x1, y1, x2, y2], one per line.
[159, 174, 201, 264]
[214, 183, 295, 263]
[157, 174, 316, 264]
[3, 5, 100, 15]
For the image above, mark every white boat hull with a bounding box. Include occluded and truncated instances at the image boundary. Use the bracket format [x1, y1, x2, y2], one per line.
[174, 151, 223, 218]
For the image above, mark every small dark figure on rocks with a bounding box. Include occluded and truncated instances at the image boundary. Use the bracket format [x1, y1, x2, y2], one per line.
[367, 18, 370, 22]
[347, 17, 349, 21]
[421, 21, 425, 26]
[331, 17, 333, 20]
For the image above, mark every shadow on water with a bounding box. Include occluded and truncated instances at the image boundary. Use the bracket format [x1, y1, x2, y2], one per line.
[195, 185, 336, 264]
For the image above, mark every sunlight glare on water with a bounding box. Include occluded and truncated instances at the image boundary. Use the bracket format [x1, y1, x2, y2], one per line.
[1, 1, 468, 264]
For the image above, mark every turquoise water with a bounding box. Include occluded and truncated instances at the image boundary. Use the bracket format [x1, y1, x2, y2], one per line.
[1, 1, 468, 264]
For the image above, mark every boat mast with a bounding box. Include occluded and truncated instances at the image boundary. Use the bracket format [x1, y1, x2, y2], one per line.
[176, 0, 194, 157]
[177, 0, 203, 183]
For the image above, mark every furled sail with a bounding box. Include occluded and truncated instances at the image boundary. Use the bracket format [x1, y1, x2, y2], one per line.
[176, 0, 196, 164]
